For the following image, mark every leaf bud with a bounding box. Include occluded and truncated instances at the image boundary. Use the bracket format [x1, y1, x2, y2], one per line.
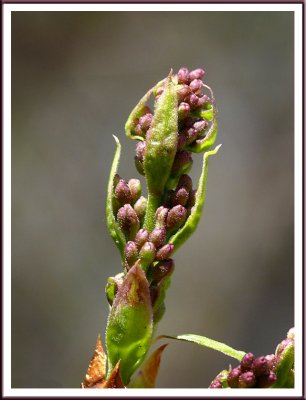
[238, 371, 256, 388]
[139, 241, 156, 270]
[124, 241, 139, 267]
[151, 259, 175, 285]
[171, 151, 193, 175]
[155, 244, 174, 261]
[253, 356, 269, 377]
[166, 205, 188, 231]
[189, 68, 205, 80]
[117, 204, 140, 240]
[240, 352, 254, 372]
[257, 371, 277, 388]
[128, 178, 142, 204]
[133, 196, 147, 222]
[227, 367, 241, 388]
[135, 228, 150, 249]
[115, 179, 132, 206]
[177, 67, 190, 84]
[149, 227, 166, 249]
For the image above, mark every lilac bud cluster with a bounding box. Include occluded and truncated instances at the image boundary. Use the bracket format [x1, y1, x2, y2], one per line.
[210, 352, 277, 389]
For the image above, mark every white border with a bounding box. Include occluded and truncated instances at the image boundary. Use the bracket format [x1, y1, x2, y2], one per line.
[3, 3, 303, 398]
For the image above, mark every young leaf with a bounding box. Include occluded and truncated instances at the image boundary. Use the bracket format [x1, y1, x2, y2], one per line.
[106, 135, 126, 259]
[105, 263, 153, 385]
[128, 344, 168, 388]
[158, 334, 246, 362]
[169, 144, 222, 252]
[272, 342, 294, 388]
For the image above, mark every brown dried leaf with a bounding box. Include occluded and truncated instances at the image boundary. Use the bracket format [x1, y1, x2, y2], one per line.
[82, 335, 107, 388]
[94, 361, 125, 388]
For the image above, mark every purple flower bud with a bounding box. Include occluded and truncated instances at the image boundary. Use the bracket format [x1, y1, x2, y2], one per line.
[133, 196, 147, 222]
[128, 178, 142, 204]
[139, 113, 153, 131]
[156, 244, 175, 261]
[189, 79, 203, 94]
[193, 120, 208, 134]
[155, 206, 169, 227]
[177, 174, 193, 192]
[275, 338, 292, 358]
[187, 189, 197, 208]
[209, 379, 222, 389]
[240, 352, 254, 372]
[172, 187, 189, 206]
[185, 127, 198, 145]
[135, 123, 145, 137]
[197, 94, 209, 107]
[149, 227, 166, 248]
[117, 204, 140, 240]
[151, 259, 175, 285]
[178, 102, 190, 118]
[188, 93, 200, 108]
[189, 68, 205, 81]
[253, 356, 269, 377]
[227, 367, 241, 388]
[139, 241, 156, 269]
[115, 179, 132, 206]
[257, 371, 277, 388]
[177, 85, 191, 101]
[135, 228, 149, 249]
[171, 151, 193, 175]
[177, 67, 190, 84]
[124, 241, 139, 267]
[136, 141, 146, 160]
[114, 173, 121, 187]
[177, 134, 187, 151]
[239, 371, 256, 388]
[265, 354, 276, 371]
[166, 205, 188, 231]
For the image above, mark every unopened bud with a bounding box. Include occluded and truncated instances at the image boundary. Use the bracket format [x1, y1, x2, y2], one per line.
[133, 196, 147, 222]
[177, 85, 191, 102]
[239, 371, 256, 388]
[139, 113, 153, 131]
[253, 356, 269, 377]
[257, 371, 277, 388]
[139, 241, 156, 270]
[155, 206, 169, 227]
[136, 141, 146, 159]
[124, 241, 139, 267]
[187, 189, 197, 208]
[178, 102, 190, 118]
[128, 178, 141, 204]
[197, 94, 209, 107]
[156, 244, 174, 261]
[209, 379, 222, 389]
[151, 259, 175, 285]
[193, 120, 207, 134]
[189, 79, 203, 94]
[240, 352, 254, 372]
[265, 354, 276, 371]
[172, 187, 189, 206]
[189, 68, 205, 80]
[177, 174, 193, 192]
[188, 93, 200, 108]
[135, 228, 149, 249]
[177, 67, 190, 84]
[149, 227, 166, 248]
[115, 179, 132, 206]
[227, 367, 241, 388]
[171, 151, 193, 175]
[166, 205, 188, 231]
[117, 204, 140, 240]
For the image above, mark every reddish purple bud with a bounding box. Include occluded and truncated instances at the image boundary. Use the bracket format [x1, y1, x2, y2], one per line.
[149, 227, 166, 248]
[178, 101, 190, 118]
[187, 189, 197, 208]
[189, 68, 205, 81]
[177, 174, 193, 192]
[151, 259, 175, 285]
[128, 178, 142, 204]
[189, 79, 203, 94]
[135, 123, 144, 137]
[240, 352, 254, 372]
[139, 113, 153, 131]
[253, 356, 269, 377]
[133, 196, 147, 222]
[124, 241, 139, 267]
[115, 179, 132, 206]
[171, 151, 193, 175]
[177, 134, 187, 151]
[188, 93, 200, 108]
[177, 85, 191, 101]
[135, 228, 149, 249]
[185, 127, 198, 145]
[139, 241, 156, 269]
[265, 354, 276, 371]
[117, 204, 140, 240]
[177, 67, 190, 84]
[209, 379, 222, 389]
[166, 205, 188, 231]
[136, 141, 146, 159]
[193, 120, 207, 134]
[155, 206, 169, 227]
[156, 244, 175, 261]
[276, 338, 292, 358]
[172, 187, 189, 206]
[197, 94, 209, 107]
[227, 367, 241, 388]
[239, 371, 256, 388]
[257, 371, 277, 388]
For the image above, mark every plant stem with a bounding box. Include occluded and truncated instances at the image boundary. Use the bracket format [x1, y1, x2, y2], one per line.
[143, 192, 160, 232]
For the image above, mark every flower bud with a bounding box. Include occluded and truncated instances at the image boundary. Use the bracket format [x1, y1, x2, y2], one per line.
[139, 241, 156, 270]
[209, 379, 222, 389]
[265, 354, 276, 370]
[136, 141, 146, 159]
[189, 68, 205, 80]
[151, 259, 175, 285]
[133, 196, 147, 222]
[188, 93, 200, 108]
[135, 228, 149, 249]
[253, 356, 269, 377]
[187, 189, 196, 208]
[177, 174, 193, 192]
[227, 367, 241, 388]
[178, 102, 190, 118]
[124, 241, 139, 267]
[197, 94, 209, 107]
[128, 178, 141, 204]
[193, 120, 207, 135]
[156, 244, 174, 261]
[166, 205, 188, 231]
[115, 179, 132, 206]
[238, 371, 256, 388]
[155, 206, 169, 227]
[149, 227, 166, 248]
[257, 371, 277, 388]
[240, 352, 254, 372]
[139, 113, 153, 132]
[172, 187, 189, 206]
[117, 204, 140, 240]
[189, 79, 203, 94]
[177, 133, 188, 150]
[177, 85, 191, 102]
[171, 151, 193, 175]
[177, 67, 190, 84]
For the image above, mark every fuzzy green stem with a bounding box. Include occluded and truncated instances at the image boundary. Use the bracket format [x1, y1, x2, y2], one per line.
[143, 193, 160, 232]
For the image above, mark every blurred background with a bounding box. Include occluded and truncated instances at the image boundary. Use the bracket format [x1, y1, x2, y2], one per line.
[12, 11, 294, 388]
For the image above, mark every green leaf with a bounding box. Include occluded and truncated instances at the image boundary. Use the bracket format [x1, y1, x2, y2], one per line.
[105, 264, 153, 385]
[169, 144, 221, 252]
[158, 334, 246, 362]
[272, 342, 294, 388]
[128, 344, 168, 388]
[106, 135, 126, 259]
